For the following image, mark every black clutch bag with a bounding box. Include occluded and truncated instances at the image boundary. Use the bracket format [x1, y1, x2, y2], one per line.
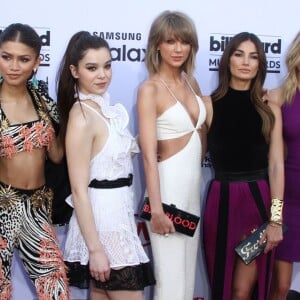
[235, 222, 287, 265]
[140, 197, 200, 237]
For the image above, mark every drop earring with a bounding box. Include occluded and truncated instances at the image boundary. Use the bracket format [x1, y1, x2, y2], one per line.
[156, 49, 160, 66]
[32, 69, 38, 89]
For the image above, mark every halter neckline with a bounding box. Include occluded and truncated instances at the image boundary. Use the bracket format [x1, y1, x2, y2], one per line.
[78, 92, 110, 107]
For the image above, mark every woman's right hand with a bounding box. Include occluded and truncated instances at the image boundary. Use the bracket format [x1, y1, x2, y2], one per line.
[89, 249, 111, 282]
[150, 211, 175, 235]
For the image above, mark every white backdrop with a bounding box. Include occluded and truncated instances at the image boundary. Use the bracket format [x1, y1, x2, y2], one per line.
[1, 0, 300, 299]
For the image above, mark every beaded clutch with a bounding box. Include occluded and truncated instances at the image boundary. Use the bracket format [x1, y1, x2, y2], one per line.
[235, 222, 287, 265]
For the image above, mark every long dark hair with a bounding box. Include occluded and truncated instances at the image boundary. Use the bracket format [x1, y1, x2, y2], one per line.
[212, 32, 274, 141]
[0, 23, 41, 57]
[56, 31, 110, 141]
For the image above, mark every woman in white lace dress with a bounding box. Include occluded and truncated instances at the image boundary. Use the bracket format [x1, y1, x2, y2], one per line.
[56, 31, 155, 300]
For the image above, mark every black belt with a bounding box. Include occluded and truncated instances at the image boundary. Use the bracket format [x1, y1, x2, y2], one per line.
[215, 169, 268, 182]
[88, 174, 133, 189]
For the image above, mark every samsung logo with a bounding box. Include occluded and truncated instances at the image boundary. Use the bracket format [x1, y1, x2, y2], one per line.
[92, 31, 142, 41]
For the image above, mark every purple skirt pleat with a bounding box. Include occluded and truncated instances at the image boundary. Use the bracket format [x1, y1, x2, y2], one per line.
[203, 179, 274, 300]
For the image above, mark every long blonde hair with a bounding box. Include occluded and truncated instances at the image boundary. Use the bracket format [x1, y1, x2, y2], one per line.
[282, 31, 300, 103]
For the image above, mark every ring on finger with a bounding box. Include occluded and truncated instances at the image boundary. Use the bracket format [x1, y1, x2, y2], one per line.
[164, 233, 169, 237]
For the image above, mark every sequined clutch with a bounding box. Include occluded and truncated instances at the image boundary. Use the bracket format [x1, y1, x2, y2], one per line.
[140, 197, 200, 237]
[235, 222, 287, 265]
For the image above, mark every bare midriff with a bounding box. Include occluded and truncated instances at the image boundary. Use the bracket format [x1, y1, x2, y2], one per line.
[0, 148, 46, 189]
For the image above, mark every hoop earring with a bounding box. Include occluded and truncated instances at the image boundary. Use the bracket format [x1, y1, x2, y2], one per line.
[32, 69, 38, 89]
[0, 74, 3, 84]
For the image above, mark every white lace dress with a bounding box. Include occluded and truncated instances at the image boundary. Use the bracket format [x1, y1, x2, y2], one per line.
[63, 92, 149, 268]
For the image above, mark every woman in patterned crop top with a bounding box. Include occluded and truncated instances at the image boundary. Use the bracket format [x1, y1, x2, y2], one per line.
[0, 23, 69, 299]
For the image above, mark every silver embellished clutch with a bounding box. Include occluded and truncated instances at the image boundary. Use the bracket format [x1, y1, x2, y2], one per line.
[235, 222, 287, 265]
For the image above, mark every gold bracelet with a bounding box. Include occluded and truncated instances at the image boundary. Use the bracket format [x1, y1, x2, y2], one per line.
[270, 198, 284, 224]
[269, 221, 282, 227]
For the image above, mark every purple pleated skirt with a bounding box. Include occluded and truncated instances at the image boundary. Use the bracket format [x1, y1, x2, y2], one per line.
[203, 178, 274, 300]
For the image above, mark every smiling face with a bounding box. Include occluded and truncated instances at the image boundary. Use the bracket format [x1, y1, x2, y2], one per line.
[70, 47, 112, 96]
[229, 40, 259, 89]
[0, 41, 40, 87]
[157, 35, 192, 70]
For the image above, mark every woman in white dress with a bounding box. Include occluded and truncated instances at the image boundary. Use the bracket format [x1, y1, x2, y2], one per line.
[56, 31, 155, 300]
[137, 11, 206, 300]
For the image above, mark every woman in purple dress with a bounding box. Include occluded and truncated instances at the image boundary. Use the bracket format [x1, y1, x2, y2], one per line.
[268, 31, 300, 300]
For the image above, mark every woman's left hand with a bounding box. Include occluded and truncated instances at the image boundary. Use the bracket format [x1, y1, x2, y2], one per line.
[260, 223, 283, 253]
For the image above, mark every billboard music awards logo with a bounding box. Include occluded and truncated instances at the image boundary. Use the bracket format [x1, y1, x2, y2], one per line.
[35, 27, 51, 67]
[0, 26, 51, 68]
[92, 31, 145, 62]
[208, 33, 282, 73]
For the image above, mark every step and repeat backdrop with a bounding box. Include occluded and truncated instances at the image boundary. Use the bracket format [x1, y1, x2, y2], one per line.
[1, 0, 300, 299]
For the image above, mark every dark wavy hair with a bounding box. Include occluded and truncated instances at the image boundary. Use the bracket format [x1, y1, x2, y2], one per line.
[212, 32, 275, 141]
[56, 31, 110, 141]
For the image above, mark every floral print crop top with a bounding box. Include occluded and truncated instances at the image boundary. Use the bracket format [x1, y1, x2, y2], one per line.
[0, 81, 58, 159]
